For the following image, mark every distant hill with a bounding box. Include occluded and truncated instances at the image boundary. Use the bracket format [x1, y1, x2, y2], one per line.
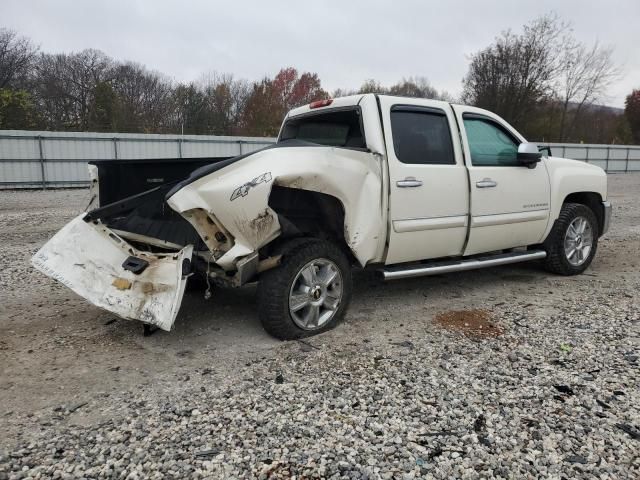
[567, 102, 624, 115]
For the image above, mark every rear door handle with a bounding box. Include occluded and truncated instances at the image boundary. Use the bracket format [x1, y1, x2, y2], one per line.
[396, 177, 423, 188]
[476, 178, 497, 188]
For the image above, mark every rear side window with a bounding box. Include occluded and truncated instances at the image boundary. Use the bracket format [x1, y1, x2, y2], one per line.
[463, 117, 519, 166]
[390, 107, 455, 165]
[279, 108, 366, 149]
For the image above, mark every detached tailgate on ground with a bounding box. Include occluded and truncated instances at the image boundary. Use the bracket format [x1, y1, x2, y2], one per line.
[31, 215, 193, 331]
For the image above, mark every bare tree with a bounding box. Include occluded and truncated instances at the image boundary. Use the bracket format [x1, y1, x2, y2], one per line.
[462, 14, 566, 130]
[462, 14, 621, 140]
[331, 87, 358, 97]
[199, 72, 251, 135]
[172, 82, 207, 135]
[626, 89, 640, 144]
[555, 40, 620, 140]
[358, 79, 386, 94]
[111, 62, 174, 132]
[33, 49, 113, 130]
[331, 77, 453, 101]
[388, 76, 454, 101]
[0, 28, 38, 89]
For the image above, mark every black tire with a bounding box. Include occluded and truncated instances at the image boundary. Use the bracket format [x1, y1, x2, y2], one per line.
[257, 239, 352, 340]
[543, 203, 599, 275]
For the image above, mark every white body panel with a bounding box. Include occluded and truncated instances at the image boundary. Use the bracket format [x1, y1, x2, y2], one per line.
[167, 146, 386, 268]
[541, 156, 607, 238]
[451, 105, 552, 255]
[378, 96, 469, 264]
[31, 215, 192, 331]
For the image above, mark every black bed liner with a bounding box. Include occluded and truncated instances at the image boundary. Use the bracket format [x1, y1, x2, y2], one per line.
[87, 157, 230, 248]
[89, 157, 230, 205]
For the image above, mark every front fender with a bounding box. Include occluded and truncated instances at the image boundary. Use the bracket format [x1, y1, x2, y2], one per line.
[542, 157, 607, 239]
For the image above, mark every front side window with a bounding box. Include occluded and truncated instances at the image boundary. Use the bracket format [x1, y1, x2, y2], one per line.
[279, 108, 366, 149]
[390, 107, 455, 165]
[463, 117, 519, 166]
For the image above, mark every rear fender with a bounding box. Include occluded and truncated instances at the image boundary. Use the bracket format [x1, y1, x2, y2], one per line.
[166, 146, 386, 269]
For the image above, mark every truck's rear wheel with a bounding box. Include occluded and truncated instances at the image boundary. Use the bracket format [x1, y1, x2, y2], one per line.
[543, 203, 599, 275]
[257, 239, 352, 340]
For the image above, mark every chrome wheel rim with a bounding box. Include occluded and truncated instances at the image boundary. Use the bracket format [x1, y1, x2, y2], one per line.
[564, 216, 593, 266]
[289, 258, 343, 331]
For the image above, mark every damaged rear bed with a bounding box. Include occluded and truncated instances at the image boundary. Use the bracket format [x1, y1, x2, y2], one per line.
[32, 157, 229, 331]
[32, 107, 385, 336]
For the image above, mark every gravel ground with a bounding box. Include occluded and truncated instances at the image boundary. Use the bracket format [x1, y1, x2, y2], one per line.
[1, 174, 639, 479]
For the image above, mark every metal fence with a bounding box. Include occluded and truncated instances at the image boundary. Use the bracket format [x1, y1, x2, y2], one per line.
[0, 130, 639, 189]
[538, 143, 640, 173]
[0, 130, 275, 189]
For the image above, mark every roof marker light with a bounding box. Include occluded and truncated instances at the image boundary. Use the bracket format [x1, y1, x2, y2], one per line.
[309, 99, 333, 109]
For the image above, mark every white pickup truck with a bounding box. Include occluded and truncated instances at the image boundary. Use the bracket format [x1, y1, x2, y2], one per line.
[32, 94, 611, 339]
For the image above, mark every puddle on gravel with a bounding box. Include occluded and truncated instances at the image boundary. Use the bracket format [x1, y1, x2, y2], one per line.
[434, 309, 503, 338]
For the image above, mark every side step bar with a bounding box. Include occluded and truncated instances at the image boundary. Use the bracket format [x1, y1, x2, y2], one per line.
[380, 250, 547, 281]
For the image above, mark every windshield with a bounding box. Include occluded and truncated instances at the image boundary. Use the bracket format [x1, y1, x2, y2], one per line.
[279, 108, 366, 149]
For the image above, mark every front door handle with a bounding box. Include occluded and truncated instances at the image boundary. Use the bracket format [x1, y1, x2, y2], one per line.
[397, 177, 423, 188]
[476, 178, 497, 188]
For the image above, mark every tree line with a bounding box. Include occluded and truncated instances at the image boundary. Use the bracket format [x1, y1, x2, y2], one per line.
[461, 14, 636, 144]
[0, 14, 639, 143]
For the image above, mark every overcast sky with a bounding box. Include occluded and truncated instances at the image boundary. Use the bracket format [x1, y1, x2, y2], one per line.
[3, 0, 638, 107]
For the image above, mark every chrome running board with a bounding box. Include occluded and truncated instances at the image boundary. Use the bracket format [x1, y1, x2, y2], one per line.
[380, 250, 547, 281]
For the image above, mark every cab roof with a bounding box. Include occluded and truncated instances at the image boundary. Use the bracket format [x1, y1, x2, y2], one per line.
[286, 93, 454, 119]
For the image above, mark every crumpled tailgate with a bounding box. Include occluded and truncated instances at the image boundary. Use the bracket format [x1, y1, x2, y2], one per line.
[31, 214, 193, 331]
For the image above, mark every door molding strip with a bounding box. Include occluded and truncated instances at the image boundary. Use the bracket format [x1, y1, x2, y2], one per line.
[471, 209, 549, 228]
[393, 214, 468, 233]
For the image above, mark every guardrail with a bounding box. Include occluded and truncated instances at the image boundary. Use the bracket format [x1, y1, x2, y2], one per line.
[0, 131, 638, 189]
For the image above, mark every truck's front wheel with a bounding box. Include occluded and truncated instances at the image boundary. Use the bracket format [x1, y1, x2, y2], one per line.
[258, 239, 352, 340]
[543, 202, 599, 275]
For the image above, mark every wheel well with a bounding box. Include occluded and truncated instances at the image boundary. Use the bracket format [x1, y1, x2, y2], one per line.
[265, 185, 353, 258]
[563, 192, 604, 235]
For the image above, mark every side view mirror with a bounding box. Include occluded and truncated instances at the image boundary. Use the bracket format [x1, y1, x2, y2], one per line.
[518, 143, 542, 168]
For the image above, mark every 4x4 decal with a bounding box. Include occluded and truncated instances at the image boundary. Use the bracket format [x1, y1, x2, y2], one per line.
[230, 172, 272, 201]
